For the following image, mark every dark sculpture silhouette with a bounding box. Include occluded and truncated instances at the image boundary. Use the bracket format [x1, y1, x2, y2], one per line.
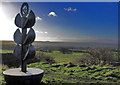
[3, 3, 44, 85]
[14, 2, 36, 72]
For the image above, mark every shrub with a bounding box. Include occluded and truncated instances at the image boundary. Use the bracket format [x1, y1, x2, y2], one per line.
[2, 53, 42, 68]
[59, 47, 72, 54]
[76, 48, 117, 65]
[75, 54, 93, 65]
[2, 53, 20, 67]
[87, 48, 117, 65]
[36, 51, 55, 64]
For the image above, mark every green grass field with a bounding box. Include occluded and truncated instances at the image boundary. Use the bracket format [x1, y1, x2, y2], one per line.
[42, 51, 85, 64]
[1, 61, 120, 84]
[1, 42, 120, 84]
[27, 62, 120, 84]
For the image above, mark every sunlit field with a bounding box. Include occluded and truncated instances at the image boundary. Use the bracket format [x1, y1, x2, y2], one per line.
[1, 41, 120, 85]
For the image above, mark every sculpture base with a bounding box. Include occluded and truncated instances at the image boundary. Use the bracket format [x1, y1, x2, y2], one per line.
[3, 68, 44, 85]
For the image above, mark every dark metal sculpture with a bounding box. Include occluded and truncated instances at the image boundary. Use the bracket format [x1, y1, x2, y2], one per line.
[3, 3, 44, 84]
[14, 2, 36, 72]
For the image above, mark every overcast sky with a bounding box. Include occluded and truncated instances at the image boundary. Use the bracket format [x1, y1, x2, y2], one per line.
[0, 2, 118, 44]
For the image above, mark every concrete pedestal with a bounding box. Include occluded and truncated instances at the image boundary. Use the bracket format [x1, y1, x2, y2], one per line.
[3, 68, 44, 85]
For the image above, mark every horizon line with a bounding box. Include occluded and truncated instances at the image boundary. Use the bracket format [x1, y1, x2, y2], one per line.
[0, 40, 118, 44]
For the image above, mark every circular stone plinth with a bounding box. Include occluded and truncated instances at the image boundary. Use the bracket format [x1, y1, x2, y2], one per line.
[3, 68, 44, 85]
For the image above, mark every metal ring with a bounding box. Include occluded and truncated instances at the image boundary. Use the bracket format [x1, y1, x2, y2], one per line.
[20, 2, 29, 17]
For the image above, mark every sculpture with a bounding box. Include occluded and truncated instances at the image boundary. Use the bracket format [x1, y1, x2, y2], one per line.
[3, 3, 44, 84]
[14, 2, 36, 72]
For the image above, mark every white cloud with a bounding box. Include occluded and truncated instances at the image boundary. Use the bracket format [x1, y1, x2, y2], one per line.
[44, 32, 48, 34]
[36, 16, 42, 21]
[48, 12, 57, 16]
[36, 31, 48, 34]
[64, 7, 77, 12]
[35, 30, 40, 33]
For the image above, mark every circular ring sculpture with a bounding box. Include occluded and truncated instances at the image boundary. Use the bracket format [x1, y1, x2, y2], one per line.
[3, 2, 44, 85]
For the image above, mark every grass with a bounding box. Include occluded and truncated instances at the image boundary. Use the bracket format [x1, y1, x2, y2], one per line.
[36, 51, 85, 64]
[72, 53, 84, 55]
[1, 44, 120, 84]
[26, 62, 120, 84]
[0, 50, 13, 53]
[1, 60, 120, 84]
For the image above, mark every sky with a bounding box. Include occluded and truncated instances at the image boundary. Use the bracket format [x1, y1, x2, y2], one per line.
[0, 2, 118, 43]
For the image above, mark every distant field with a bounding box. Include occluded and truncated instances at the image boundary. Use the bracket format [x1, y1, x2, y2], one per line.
[1, 50, 85, 64]
[1, 41, 118, 49]
[37, 51, 85, 64]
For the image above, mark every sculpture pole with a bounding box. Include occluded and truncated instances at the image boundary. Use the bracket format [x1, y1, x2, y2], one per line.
[20, 3, 29, 72]
[21, 28, 27, 72]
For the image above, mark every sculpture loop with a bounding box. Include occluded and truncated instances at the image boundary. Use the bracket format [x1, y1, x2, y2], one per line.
[21, 2, 29, 17]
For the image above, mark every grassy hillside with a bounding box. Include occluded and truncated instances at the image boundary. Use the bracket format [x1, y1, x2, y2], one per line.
[1, 41, 120, 84]
[1, 62, 120, 84]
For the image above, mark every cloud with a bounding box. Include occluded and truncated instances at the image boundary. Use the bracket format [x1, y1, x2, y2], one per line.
[35, 30, 40, 33]
[36, 16, 42, 21]
[44, 32, 48, 34]
[35, 30, 48, 34]
[64, 7, 77, 12]
[48, 12, 57, 16]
